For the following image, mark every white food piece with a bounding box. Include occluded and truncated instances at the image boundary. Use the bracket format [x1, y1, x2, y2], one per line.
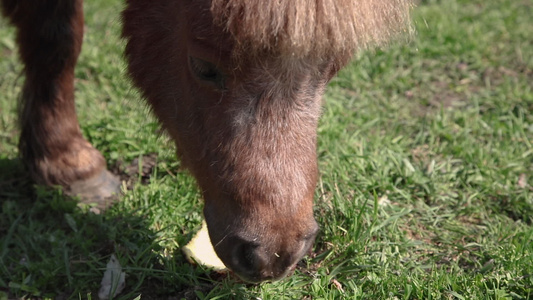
[182, 220, 227, 271]
[98, 254, 126, 300]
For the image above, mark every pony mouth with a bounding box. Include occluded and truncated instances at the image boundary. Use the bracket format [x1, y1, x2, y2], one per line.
[229, 258, 300, 283]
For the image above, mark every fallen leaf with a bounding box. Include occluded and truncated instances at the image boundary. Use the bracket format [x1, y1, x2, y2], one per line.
[182, 220, 228, 271]
[331, 278, 344, 293]
[518, 173, 527, 188]
[378, 195, 391, 207]
[98, 254, 126, 300]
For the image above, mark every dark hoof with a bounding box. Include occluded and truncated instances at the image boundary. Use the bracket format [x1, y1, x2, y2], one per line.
[68, 169, 121, 212]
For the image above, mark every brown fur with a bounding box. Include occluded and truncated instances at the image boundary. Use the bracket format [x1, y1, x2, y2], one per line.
[211, 0, 412, 59]
[122, 0, 411, 282]
[1, 0, 107, 187]
[3, 0, 412, 283]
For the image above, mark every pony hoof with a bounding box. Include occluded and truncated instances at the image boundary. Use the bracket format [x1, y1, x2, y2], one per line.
[68, 169, 121, 211]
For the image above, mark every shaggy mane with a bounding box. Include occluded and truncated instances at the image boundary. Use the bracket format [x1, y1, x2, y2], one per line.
[211, 0, 413, 59]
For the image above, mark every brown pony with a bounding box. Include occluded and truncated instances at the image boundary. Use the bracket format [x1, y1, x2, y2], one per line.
[1, 0, 411, 282]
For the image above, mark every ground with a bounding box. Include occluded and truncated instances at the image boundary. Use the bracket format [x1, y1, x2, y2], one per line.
[0, 0, 532, 299]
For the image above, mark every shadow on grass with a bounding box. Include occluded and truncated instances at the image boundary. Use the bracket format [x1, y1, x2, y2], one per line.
[0, 158, 230, 299]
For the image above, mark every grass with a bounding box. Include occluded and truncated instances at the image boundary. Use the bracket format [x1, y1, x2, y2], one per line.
[1, 0, 532, 298]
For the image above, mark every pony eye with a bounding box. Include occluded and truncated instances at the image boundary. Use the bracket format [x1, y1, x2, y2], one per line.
[189, 57, 226, 90]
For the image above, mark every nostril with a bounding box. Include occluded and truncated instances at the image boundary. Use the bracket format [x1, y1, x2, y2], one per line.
[233, 241, 261, 273]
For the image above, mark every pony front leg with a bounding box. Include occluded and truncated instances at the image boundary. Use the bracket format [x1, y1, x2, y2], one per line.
[1, 0, 120, 207]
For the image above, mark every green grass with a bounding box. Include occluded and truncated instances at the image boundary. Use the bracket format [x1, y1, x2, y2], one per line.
[1, 0, 532, 298]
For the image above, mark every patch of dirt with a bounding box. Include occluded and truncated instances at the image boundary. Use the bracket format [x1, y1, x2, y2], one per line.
[483, 65, 532, 85]
[409, 63, 533, 117]
[111, 153, 158, 189]
[400, 221, 437, 248]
